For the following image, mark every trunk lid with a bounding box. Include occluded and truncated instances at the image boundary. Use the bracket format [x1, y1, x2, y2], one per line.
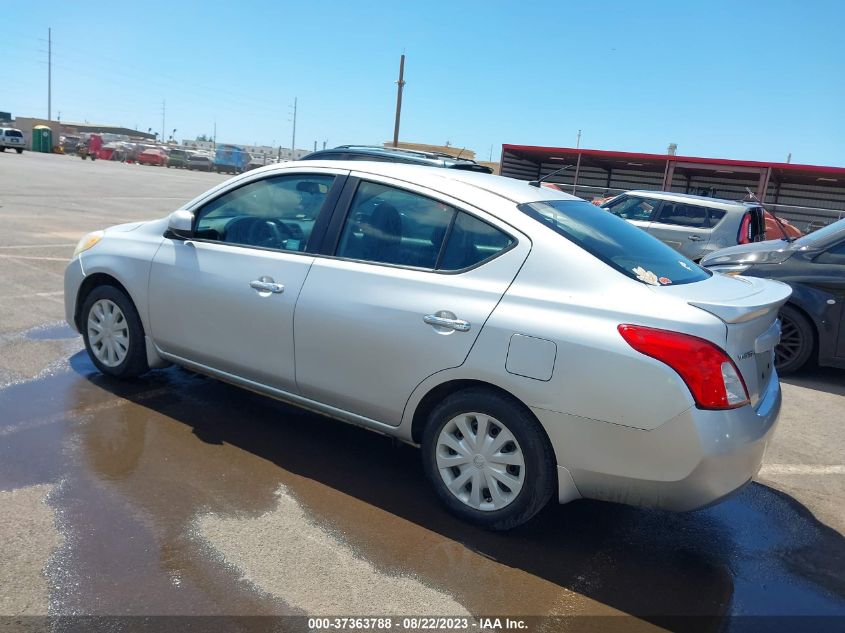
[656, 273, 792, 406]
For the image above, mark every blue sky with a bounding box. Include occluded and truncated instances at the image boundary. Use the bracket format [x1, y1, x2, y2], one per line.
[4, 1, 844, 165]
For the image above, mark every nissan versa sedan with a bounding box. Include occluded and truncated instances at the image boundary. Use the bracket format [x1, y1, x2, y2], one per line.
[64, 162, 792, 529]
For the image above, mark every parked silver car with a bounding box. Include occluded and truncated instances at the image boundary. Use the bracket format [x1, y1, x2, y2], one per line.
[64, 162, 791, 529]
[601, 191, 766, 261]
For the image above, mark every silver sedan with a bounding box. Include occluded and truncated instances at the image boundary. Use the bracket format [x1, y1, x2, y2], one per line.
[64, 161, 792, 529]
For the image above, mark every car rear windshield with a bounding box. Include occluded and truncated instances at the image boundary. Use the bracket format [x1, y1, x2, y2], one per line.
[518, 199, 711, 286]
[5, 130, 23, 137]
[793, 217, 845, 248]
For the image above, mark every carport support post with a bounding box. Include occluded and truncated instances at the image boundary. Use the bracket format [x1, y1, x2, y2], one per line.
[757, 167, 772, 203]
[571, 152, 582, 198]
[661, 159, 675, 191]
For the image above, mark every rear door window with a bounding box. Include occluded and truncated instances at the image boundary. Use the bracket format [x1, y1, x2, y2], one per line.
[336, 181, 455, 268]
[438, 212, 514, 271]
[655, 203, 711, 228]
[520, 199, 710, 285]
[602, 195, 661, 221]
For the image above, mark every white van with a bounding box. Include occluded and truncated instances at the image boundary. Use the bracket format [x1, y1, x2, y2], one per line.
[0, 127, 25, 153]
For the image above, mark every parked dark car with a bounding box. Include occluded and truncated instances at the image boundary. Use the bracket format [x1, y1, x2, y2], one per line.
[187, 154, 214, 171]
[300, 145, 494, 173]
[702, 218, 845, 373]
[167, 148, 191, 169]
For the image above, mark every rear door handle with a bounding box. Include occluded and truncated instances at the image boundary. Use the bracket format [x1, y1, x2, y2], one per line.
[423, 314, 471, 332]
[249, 278, 285, 294]
[687, 235, 702, 241]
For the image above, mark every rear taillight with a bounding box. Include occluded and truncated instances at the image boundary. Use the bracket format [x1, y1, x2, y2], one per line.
[738, 212, 753, 245]
[618, 324, 750, 410]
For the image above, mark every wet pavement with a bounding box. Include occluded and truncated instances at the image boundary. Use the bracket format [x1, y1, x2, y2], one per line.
[1, 348, 843, 629]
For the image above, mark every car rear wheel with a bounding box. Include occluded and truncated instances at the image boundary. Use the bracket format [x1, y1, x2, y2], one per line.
[776, 304, 815, 374]
[81, 285, 149, 379]
[422, 389, 555, 530]
[16, 148, 23, 154]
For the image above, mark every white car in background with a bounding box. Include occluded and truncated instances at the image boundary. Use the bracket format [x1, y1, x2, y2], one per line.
[64, 162, 790, 529]
[0, 127, 25, 153]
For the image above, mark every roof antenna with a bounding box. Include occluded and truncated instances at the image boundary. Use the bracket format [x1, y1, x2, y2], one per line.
[529, 164, 571, 188]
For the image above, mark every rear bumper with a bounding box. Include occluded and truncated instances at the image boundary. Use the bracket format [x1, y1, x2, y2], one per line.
[535, 372, 781, 511]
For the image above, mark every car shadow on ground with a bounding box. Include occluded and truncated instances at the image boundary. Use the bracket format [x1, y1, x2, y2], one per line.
[781, 365, 845, 396]
[66, 354, 845, 629]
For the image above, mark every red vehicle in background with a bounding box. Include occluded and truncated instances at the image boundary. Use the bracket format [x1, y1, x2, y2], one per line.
[764, 210, 803, 239]
[78, 134, 103, 160]
[138, 148, 168, 166]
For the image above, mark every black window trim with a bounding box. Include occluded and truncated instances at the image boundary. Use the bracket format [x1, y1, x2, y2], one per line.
[164, 171, 348, 257]
[318, 176, 520, 275]
[653, 200, 715, 229]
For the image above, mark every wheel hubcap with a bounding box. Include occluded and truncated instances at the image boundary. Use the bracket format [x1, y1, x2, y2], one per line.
[87, 299, 130, 367]
[435, 412, 526, 512]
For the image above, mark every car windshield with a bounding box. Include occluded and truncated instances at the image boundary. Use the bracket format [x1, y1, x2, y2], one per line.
[793, 218, 845, 248]
[519, 199, 711, 286]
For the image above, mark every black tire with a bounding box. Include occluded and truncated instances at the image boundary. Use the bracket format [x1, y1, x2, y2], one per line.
[421, 388, 556, 530]
[16, 148, 23, 154]
[776, 304, 815, 374]
[81, 285, 149, 379]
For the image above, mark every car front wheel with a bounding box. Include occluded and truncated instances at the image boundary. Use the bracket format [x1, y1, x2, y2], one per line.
[422, 389, 556, 530]
[81, 285, 149, 378]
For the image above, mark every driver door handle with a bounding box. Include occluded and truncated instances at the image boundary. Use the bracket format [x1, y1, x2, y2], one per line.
[249, 279, 285, 294]
[423, 314, 471, 332]
[687, 235, 702, 241]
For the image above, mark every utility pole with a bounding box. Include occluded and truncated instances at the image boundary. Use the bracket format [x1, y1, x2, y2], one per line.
[392, 54, 406, 147]
[290, 97, 297, 159]
[47, 28, 52, 121]
[213, 120, 217, 149]
[576, 129, 581, 149]
[161, 100, 166, 144]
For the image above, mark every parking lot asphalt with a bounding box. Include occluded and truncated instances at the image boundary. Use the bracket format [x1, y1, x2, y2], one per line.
[1, 152, 844, 627]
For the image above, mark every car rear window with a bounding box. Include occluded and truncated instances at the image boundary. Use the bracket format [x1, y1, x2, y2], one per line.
[5, 130, 23, 137]
[519, 199, 710, 286]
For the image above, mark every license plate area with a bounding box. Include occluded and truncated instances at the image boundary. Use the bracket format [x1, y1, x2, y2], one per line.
[753, 350, 774, 406]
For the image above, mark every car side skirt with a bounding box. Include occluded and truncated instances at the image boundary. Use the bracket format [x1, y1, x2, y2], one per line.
[157, 350, 410, 441]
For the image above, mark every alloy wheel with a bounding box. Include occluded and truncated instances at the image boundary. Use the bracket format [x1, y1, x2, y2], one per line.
[775, 313, 803, 369]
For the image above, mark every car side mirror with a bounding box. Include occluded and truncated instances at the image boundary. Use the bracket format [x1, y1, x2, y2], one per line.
[167, 210, 195, 239]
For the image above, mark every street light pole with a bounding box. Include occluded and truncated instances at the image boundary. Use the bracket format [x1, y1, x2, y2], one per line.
[392, 54, 405, 148]
[47, 28, 52, 121]
[291, 97, 297, 159]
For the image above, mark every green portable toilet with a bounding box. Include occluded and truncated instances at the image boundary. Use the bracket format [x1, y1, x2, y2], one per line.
[32, 125, 52, 152]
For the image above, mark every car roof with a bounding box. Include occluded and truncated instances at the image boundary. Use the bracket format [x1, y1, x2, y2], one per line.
[302, 145, 491, 171]
[625, 190, 755, 209]
[225, 160, 583, 205]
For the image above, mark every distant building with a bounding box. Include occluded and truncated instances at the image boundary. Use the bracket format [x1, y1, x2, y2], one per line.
[12, 117, 155, 147]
